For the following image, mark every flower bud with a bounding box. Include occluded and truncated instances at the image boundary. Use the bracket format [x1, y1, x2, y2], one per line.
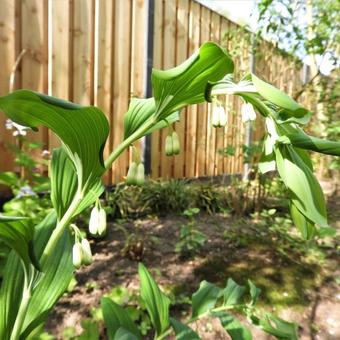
[136, 163, 145, 186]
[165, 135, 173, 156]
[81, 238, 93, 266]
[241, 103, 256, 123]
[171, 132, 180, 155]
[126, 162, 138, 185]
[72, 242, 82, 269]
[89, 204, 107, 236]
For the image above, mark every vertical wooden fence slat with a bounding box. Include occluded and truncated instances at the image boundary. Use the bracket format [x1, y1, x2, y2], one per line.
[130, 0, 147, 171]
[150, 0, 163, 179]
[95, 0, 113, 184]
[49, 0, 70, 150]
[72, 0, 93, 106]
[196, 5, 210, 177]
[184, 0, 200, 178]
[174, 0, 189, 178]
[112, 0, 132, 183]
[0, 0, 16, 172]
[21, 0, 48, 155]
[160, 0, 176, 179]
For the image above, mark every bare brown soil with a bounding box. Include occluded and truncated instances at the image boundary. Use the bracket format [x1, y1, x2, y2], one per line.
[46, 196, 340, 340]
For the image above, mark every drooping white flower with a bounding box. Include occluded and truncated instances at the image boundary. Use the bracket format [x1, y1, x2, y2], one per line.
[72, 242, 83, 269]
[212, 104, 227, 128]
[266, 117, 279, 142]
[89, 203, 107, 236]
[241, 103, 256, 123]
[81, 238, 93, 265]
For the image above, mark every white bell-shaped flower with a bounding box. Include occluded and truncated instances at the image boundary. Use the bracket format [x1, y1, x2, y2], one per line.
[212, 104, 227, 128]
[72, 242, 82, 269]
[241, 103, 257, 123]
[81, 238, 93, 265]
[89, 203, 107, 236]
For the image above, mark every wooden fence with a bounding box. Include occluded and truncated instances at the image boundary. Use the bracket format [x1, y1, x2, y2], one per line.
[0, 0, 308, 185]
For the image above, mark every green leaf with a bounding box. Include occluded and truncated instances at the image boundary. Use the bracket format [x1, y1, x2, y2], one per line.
[223, 279, 246, 306]
[77, 319, 100, 340]
[0, 172, 20, 188]
[152, 42, 234, 119]
[290, 202, 316, 240]
[170, 318, 200, 339]
[123, 97, 179, 139]
[286, 132, 340, 156]
[50, 148, 77, 218]
[259, 314, 298, 340]
[0, 216, 36, 270]
[251, 74, 311, 124]
[0, 211, 74, 339]
[0, 90, 109, 196]
[191, 281, 221, 318]
[138, 263, 170, 336]
[114, 327, 139, 340]
[215, 312, 252, 340]
[50, 148, 104, 219]
[101, 297, 141, 340]
[248, 280, 261, 306]
[275, 144, 328, 227]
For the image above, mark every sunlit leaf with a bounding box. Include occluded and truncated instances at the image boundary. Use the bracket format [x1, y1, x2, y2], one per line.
[0, 90, 109, 196]
[275, 144, 327, 227]
[191, 281, 221, 318]
[215, 312, 252, 340]
[152, 42, 234, 119]
[290, 201, 316, 240]
[101, 297, 141, 340]
[170, 318, 200, 340]
[138, 263, 170, 336]
[251, 74, 311, 124]
[223, 278, 246, 306]
[259, 314, 298, 340]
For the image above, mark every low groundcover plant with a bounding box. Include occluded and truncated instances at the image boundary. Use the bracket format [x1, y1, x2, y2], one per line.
[0, 42, 339, 339]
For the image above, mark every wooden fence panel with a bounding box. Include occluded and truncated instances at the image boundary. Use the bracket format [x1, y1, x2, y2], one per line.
[0, 0, 313, 186]
[0, 0, 16, 172]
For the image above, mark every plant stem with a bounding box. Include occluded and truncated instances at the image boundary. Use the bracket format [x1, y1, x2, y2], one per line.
[41, 116, 156, 265]
[104, 116, 156, 170]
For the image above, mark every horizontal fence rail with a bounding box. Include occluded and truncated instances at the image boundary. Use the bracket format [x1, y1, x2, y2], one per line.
[0, 0, 310, 186]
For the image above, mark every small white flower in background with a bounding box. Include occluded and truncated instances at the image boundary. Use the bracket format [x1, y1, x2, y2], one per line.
[41, 149, 50, 157]
[80, 238, 93, 265]
[16, 185, 36, 198]
[212, 103, 227, 128]
[241, 103, 256, 123]
[5, 119, 30, 136]
[89, 201, 107, 236]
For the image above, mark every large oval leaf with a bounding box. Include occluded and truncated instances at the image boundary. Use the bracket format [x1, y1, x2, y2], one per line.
[0, 90, 109, 193]
[191, 281, 221, 318]
[101, 297, 141, 340]
[152, 42, 234, 119]
[275, 144, 327, 227]
[251, 74, 311, 124]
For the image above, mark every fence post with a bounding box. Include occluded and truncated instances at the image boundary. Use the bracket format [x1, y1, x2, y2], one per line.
[142, 0, 155, 175]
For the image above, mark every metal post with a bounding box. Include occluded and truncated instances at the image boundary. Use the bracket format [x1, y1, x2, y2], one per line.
[142, 0, 155, 175]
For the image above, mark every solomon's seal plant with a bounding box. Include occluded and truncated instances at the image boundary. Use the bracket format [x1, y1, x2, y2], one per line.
[0, 42, 339, 339]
